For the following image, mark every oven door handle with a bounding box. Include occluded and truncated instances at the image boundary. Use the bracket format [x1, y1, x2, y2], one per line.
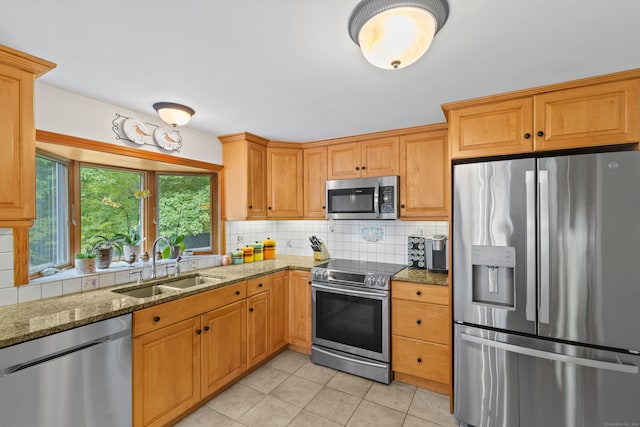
[312, 282, 387, 298]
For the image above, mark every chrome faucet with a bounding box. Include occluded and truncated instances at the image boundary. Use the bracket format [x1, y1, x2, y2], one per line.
[150, 236, 171, 280]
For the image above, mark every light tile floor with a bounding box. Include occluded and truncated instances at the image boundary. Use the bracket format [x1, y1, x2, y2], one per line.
[175, 350, 458, 427]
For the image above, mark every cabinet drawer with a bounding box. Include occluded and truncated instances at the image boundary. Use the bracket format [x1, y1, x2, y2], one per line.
[391, 281, 448, 305]
[392, 299, 449, 345]
[392, 335, 449, 384]
[133, 281, 247, 337]
[247, 275, 270, 297]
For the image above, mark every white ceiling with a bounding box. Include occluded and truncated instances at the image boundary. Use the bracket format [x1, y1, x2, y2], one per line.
[2, 0, 640, 142]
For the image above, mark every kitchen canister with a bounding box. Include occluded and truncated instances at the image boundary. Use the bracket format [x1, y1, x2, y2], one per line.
[251, 241, 264, 261]
[243, 246, 254, 263]
[231, 249, 244, 264]
[263, 237, 276, 259]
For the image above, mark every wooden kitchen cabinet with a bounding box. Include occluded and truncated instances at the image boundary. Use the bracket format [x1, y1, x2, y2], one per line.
[133, 317, 202, 427]
[288, 270, 312, 354]
[399, 126, 449, 219]
[446, 76, 640, 159]
[303, 146, 327, 218]
[247, 290, 270, 368]
[219, 133, 268, 219]
[270, 271, 289, 352]
[391, 281, 450, 395]
[327, 137, 399, 179]
[0, 45, 54, 226]
[201, 300, 247, 397]
[266, 144, 303, 218]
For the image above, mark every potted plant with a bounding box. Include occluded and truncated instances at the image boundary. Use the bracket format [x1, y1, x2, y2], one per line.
[92, 235, 123, 269]
[162, 233, 186, 259]
[75, 250, 97, 274]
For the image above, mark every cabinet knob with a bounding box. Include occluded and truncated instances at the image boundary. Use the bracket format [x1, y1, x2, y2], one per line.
[416, 319, 422, 325]
[249, 307, 254, 312]
[416, 290, 422, 296]
[268, 206, 272, 210]
[204, 326, 210, 331]
[355, 166, 360, 171]
[400, 204, 405, 209]
[196, 329, 202, 335]
[322, 206, 326, 209]
[248, 205, 253, 209]
[235, 290, 241, 296]
[524, 133, 531, 139]
[258, 283, 263, 288]
[308, 281, 312, 285]
[361, 165, 366, 170]
[153, 316, 161, 323]
[417, 358, 422, 363]
[537, 131, 544, 137]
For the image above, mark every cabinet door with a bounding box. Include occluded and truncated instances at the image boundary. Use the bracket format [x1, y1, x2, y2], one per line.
[270, 271, 288, 352]
[0, 63, 36, 226]
[247, 291, 270, 368]
[534, 79, 640, 151]
[266, 146, 303, 218]
[327, 142, 360, 179]
[361, 137, 400, 177]
[449, 97, 534, 159]
[399, 131, 449, 219]
[201, 300, 247, 397]
[303, 146, 327, 218]
[287, 270, 312, 354]
[247, 142, 267, 218]
[133, 317, 201, 427]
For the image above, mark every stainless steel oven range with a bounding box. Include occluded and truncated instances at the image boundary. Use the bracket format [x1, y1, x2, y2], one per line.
[311, 259, 405, 384]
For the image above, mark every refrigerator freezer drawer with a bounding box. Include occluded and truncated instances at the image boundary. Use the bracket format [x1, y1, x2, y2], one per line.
[454, 324, 640, 427]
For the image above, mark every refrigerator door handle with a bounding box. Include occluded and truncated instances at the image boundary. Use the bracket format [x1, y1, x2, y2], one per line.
[539, 169, 550, 324]
[525, 170, 536, 322]
[461, 333, 639, 374]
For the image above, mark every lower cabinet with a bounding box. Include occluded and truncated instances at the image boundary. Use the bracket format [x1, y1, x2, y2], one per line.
[287, 270, 312, 354]
[391, 281, 450, 396]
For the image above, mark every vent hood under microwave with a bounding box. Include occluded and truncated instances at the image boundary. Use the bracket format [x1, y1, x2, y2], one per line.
[326, 176, 399, 220]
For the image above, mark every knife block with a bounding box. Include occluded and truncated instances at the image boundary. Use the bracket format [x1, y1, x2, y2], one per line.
[313, 242, 331, 261]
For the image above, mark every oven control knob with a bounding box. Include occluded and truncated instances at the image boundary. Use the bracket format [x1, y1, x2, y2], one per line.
[378, 277, 387, 287]
[322, 270, 329, 280]
[365, 276, 373, 286]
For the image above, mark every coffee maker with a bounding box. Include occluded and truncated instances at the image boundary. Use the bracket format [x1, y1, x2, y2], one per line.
[426, 235, 448, 274]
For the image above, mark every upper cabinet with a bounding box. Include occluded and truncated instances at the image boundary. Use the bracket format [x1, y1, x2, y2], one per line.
[445, 73, 640, 159]
[0, 45, 55, 226]
[303, 146, 327, 219]
[399, 125, 449, 220]
[266, 144, 303, 218]
[219, 133, 268, 220]
[327, 137, 399, 179]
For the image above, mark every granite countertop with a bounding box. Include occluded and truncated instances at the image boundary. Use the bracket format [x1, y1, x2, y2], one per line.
[392, 268, 449, 286]
[0, 255, 318, 349]
[0, 256, 447, 349]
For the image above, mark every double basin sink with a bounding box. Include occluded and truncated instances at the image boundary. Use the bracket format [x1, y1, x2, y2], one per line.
[112, 274, 226, 299]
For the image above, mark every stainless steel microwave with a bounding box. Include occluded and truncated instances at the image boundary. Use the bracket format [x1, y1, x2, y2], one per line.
[326, 176, 399, 220]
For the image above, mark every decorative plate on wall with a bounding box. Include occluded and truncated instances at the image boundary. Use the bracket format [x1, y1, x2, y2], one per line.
[154, 127, 181, 151]
[122, 119, 152, 145]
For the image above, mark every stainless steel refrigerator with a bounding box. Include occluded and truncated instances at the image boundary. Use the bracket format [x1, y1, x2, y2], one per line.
[453, 151, 640, 427]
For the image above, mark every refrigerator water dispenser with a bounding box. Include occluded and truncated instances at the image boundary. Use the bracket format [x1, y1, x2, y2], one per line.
[471, 245, 516, 309]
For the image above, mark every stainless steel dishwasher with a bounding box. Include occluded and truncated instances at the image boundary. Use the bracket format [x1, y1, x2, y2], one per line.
[0, 314, 132, 427]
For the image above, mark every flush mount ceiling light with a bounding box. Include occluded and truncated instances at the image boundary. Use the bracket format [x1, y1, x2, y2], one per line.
[348, 0, 450, 70]
[152, 102, 195, 127]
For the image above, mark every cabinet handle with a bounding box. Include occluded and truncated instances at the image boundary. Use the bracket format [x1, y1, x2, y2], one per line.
[204, 326, 210, 332]
[355, 166, 360, 171]
[196, 329, 202, 335]
[258, 283, 263, 288]
[361, 165, 366, 170]
[416, 290, 422, 296]
[416, 319, 422, 325]
[235, 290, 240, 296]
[248, 205, 253, 209]
[249, 307, 254, 312]
[537, 131, 544, 137]
[400, 204, 405, 209]
[153, 316, 160, 323]
[417, 358, 422, 363]
[524, 133, 531, 139]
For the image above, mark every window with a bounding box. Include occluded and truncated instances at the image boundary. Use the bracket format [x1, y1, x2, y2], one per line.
[80, 166, 144, 254]
[157, 174, 211, 251]
[29, 156, 70, 273]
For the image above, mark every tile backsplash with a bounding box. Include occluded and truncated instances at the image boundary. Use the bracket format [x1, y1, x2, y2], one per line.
[225, 220, 449, 265]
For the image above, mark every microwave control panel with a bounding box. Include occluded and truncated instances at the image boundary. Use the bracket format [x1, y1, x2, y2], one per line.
[380, 186, 395, 213]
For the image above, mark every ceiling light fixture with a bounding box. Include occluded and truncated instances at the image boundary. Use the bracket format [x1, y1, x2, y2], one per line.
[348, 0, 450, 70]
[152, 102, 195, 127]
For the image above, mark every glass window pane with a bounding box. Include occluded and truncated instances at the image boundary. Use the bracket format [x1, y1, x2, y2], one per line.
[80, 166, 144, 255]
[158, 175, 211, 251]
[29, 156, 70, 273]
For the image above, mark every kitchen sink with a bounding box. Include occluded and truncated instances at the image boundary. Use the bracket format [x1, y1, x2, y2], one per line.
[112, 274, 225, 298]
